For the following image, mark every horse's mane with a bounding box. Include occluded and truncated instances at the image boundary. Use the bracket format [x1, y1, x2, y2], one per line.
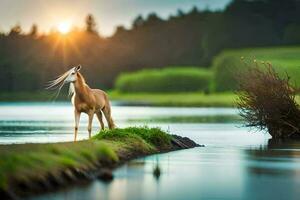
[46, 68, 73, 90]
[68, 73, 86, 97]
[77, 72, 86, 85]
[46, 68, 75, 99]
[46, 68, 88, 100]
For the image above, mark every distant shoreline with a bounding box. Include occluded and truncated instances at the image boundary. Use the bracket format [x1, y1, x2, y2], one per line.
[0, 91, 237, 107]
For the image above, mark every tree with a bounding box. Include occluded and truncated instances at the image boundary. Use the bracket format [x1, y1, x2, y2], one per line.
[29, 24, 38, 37]
[189, 6, 199, 15]
[133, 15, 144, 28]
[9, 24, 22, 36]
[85, 14, 97, 34]
[177, 9, 185, 17]
[115, 25, 126, 34]
[145, 13, 162, 25]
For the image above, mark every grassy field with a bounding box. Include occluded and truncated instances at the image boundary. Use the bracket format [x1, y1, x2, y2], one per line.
[0, 91, 237, 107]
[111, 91, 300, 107]
[115, 67, 212, 93]
[0, 127, 172, 191]
[110, 91, 237, 107]
[4, 90, 300, 108]
[213, 46, 300, 91]
[128, 115, 243, 123]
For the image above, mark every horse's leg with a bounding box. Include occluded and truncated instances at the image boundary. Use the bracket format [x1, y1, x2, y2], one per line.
[96, 111, 105, 130]
[102, 106, 115, 129]
[88, 112, 94, 139]
[74, 110, 81, 142]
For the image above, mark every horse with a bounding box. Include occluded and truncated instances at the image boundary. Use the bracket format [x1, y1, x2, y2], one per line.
[47, 65, 115, 141]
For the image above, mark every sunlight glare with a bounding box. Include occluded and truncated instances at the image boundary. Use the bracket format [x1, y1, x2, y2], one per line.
[57, 21, 72, 34]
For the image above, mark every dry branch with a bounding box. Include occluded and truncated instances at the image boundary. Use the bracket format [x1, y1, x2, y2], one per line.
[237, 62, 300, 139]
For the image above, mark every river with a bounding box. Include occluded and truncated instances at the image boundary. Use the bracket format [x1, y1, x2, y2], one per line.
[0, 102, 299, 200]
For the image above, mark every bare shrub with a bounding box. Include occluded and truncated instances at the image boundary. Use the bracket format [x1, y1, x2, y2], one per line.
[237, 62, 300, 139]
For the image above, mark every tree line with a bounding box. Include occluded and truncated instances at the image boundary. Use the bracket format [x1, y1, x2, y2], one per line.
[1, 0, 300, 92]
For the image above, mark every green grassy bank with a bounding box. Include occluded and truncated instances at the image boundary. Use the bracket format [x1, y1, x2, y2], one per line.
[3, 91, 300, 108]
[111, 92, 300, 107]
[0, 91, 237, 107]
[0, 127, 198, 198]
[115, 67, 212, 93]
[110, 91, 237, 107]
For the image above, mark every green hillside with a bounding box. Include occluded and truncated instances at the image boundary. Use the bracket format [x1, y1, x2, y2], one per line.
[213, 46, 300, 91]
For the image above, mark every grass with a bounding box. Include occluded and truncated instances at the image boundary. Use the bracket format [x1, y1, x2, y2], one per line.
[213, 46, 300, 91]
[128, 115, 243, 123]
[3, 90, 300, 108]
[0, 141, 117, 190]
[0, 127, 171, 190]
[94, 127, 171, 150]
[115, 67, 212, 93]
[110, 91, 237, 107]
[0, 90, 237, 107]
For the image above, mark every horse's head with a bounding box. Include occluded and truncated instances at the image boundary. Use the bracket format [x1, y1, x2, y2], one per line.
[46, 65, 82, 98]
[65, 65, 81, 83]
[47, 65, 81, 88]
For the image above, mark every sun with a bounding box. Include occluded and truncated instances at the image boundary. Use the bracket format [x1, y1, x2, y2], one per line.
[57, 21, 72, 34]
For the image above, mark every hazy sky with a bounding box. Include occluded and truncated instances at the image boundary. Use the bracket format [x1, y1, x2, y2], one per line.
[0, 0, 231, 36]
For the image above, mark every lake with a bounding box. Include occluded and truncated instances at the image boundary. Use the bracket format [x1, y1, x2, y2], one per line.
[1, 102, 300, 200]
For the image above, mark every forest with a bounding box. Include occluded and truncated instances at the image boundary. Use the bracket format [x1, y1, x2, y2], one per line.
[1, 0, 300, 92]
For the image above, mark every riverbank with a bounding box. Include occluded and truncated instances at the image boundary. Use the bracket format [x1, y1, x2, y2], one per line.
[0, 91, 237, 107]
[0, 127, 200, 199]
[110, 91, 237, 107]
[7, 91, 300, 107]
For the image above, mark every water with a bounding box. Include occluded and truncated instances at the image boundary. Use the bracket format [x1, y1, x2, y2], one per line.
[1, 102, 300, 200]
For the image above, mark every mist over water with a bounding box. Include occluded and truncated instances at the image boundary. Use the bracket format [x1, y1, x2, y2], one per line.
[1, 103, 299, 200]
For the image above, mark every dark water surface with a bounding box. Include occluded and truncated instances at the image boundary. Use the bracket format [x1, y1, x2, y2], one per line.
[0, 102, 299, 200]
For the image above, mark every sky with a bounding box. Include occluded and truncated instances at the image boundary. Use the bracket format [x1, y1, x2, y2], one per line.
[0, 0, 231, 37]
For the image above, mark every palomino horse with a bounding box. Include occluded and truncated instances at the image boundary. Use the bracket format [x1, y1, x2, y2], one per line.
[47, 65, 115, 141]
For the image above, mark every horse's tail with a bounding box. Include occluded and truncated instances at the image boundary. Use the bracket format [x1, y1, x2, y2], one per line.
[108, 115, 116, 129]
[103, 100, 116, 129]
